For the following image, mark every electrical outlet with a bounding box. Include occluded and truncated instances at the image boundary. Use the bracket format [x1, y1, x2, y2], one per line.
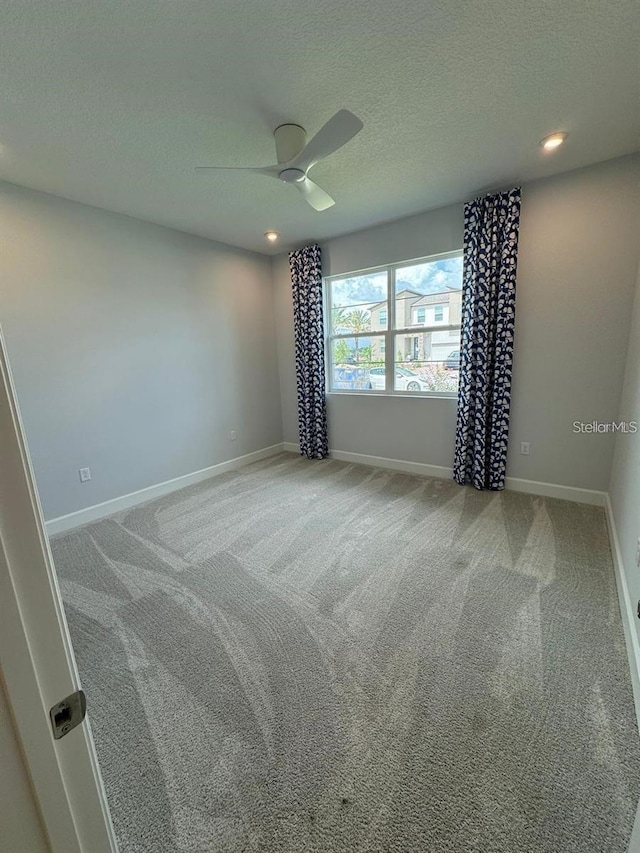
[520, 442, 530, 455]
[636, 538, 640, 568]
[79, 467, 91, 483]
[230, 430, 237, 441]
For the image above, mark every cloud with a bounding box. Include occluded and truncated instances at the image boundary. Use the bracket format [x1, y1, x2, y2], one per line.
[330, 256, 463, 307]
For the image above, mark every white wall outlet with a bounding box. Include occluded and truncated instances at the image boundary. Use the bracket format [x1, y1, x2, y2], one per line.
[636, 538, 640, 568]
[520, 442, 530, 455]
[230, 430, 237, 441]
[79, 467, 91, 483]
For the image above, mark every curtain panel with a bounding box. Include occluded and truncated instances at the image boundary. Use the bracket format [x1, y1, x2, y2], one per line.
[453, 187, 521, 490]
[289, 244, 329, 459]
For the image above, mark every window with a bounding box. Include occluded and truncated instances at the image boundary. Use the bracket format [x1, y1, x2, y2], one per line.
[325, 252, 463, 395]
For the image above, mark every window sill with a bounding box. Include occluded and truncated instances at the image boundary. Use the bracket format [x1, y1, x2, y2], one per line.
[327, 390, 457, 401]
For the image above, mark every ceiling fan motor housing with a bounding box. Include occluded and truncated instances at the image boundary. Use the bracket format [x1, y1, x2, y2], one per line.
[279, 168, 306, 184]
[274, 123, 307, 164]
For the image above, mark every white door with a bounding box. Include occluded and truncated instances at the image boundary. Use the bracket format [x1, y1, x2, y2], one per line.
[0, 326, 117, 852]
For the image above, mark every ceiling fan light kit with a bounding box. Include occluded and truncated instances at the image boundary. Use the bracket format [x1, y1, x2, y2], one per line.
[196, 109, 363, 212]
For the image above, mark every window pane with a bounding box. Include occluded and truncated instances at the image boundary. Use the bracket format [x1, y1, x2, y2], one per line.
[394, 255, 462, 330]
[394, 329, 461, 393]
[329, 272, 388, 333]
[330, 336, 384, 390]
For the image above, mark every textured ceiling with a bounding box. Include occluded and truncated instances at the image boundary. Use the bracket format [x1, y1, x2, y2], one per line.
[1, 0, 639, 254]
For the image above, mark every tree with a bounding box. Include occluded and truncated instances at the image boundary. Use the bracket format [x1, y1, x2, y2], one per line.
[341, 309, 370, 363]
[331, 307, 349, 333]
[333, 338, 352, 364]
[358, 345, 372, 365]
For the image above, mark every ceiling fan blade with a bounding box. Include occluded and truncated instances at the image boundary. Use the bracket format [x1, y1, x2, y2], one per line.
[295, 177, 335, 211]
[195, 165, 281, 178]
[291, 110, 363, 172]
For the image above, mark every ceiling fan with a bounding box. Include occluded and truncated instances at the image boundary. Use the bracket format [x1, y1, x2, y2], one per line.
[196, 109, 363, 211]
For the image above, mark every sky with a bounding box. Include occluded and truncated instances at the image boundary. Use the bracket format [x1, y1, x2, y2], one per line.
[330, 255, 463, 309]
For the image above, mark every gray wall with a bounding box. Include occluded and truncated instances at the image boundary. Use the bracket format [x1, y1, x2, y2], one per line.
[0, 182, 282, 520]
[609, 257, 640, 649]
[273, 154, 640, 491]
[2, 155, 638, 522]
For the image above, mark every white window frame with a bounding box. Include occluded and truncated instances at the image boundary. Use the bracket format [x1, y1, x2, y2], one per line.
[324, 250, 463, 398]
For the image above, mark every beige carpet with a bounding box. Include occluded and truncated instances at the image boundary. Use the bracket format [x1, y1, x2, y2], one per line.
[51, 453, 640, 852]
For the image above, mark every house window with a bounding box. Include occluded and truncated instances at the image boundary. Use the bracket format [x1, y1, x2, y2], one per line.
[325, 251, 463, 395]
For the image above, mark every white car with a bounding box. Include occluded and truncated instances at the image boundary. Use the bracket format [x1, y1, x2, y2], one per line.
[368, 366, 429, 392]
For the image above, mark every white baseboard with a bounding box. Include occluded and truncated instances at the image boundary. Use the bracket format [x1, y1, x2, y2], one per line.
[282, 444, 606, 506]
[284, 443, 453, 480]
[329, 449, 454, 480]
[283, 442, 302, 454]
[604, 495, 640, 734]
[503, 476, 606, 506]
[46, 443, 285, 536]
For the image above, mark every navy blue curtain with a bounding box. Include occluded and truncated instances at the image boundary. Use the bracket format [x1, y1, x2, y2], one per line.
[289, 244, 329, 459]
[453, 188, 521, 490]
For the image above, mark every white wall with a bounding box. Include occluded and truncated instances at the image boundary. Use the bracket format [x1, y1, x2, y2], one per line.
[273, 154, 640, 492]
[0, 672, 50, 852]
[609, 257, 640, 651]
[0, 182, 282, 520]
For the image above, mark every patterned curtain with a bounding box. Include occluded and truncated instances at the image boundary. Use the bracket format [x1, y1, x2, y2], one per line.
[453, 187, 521, 490]
[289, 244, 329, 459]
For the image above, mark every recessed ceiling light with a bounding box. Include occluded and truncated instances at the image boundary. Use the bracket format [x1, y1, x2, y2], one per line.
[540, 132, 567, 151]
[264, 231, 279, 242]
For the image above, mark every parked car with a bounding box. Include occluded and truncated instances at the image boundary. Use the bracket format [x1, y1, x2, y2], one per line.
[445, 350, 460, 370]
[333, 365, 370, 390]
[368, 366, 429, 392]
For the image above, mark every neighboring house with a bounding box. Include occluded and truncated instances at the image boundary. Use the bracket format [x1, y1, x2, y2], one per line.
[369, 288, 421, 362]
[370, 286, 462, 363]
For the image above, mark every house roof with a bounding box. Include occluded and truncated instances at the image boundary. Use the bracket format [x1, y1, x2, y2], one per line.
[412, 289, 461, 307]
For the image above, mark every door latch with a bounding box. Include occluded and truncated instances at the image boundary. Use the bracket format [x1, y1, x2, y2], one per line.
[49, 690, 86, 740]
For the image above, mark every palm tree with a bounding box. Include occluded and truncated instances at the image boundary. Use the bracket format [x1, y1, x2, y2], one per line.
[331, 307, 350, 334]
[342, 308, 370, 363]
